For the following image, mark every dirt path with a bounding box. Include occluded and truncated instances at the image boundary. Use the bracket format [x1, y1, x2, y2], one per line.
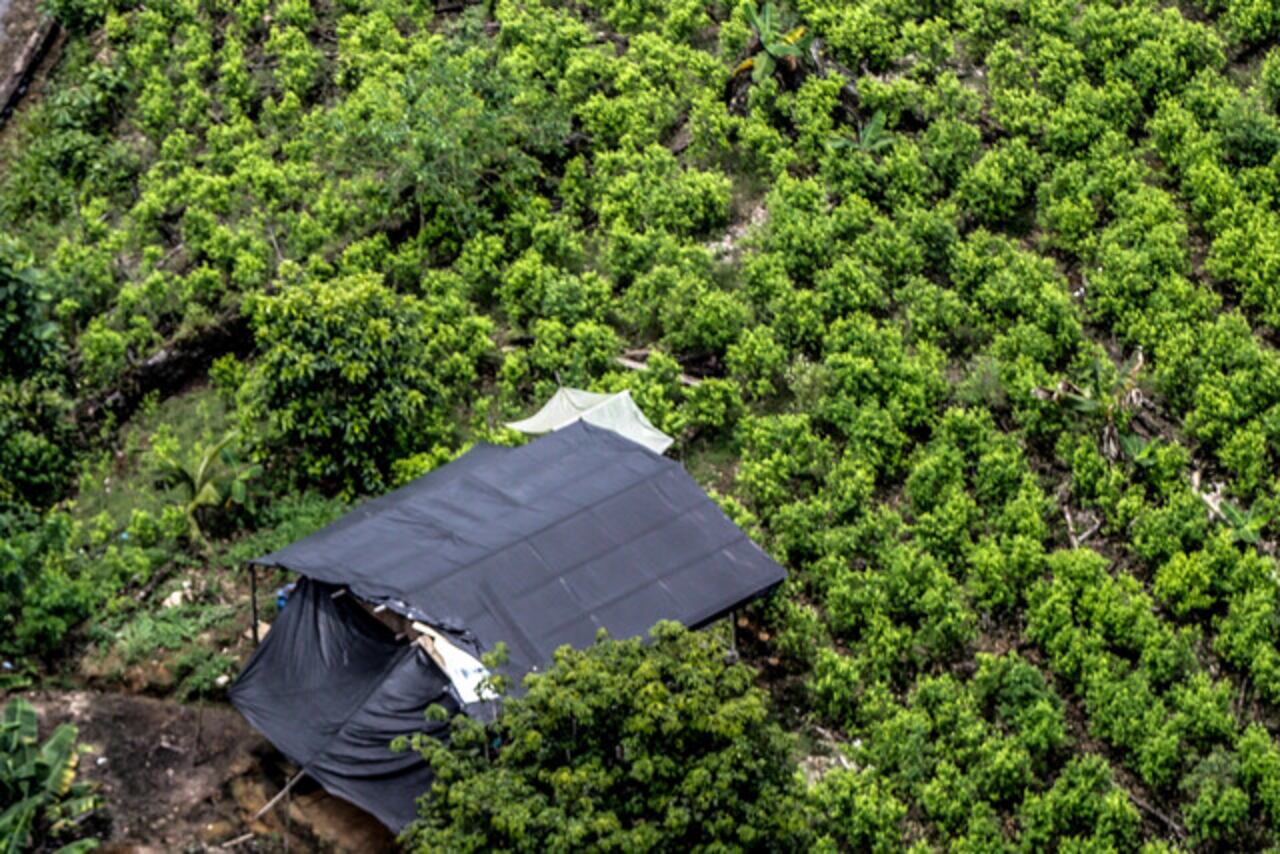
[0, 0, 30, 53]
[0, 0, 43, 79]
[24, 690, 396, 853]
[0, 0, 61, 137]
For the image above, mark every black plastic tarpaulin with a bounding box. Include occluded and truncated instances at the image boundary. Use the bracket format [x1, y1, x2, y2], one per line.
[230, 577, 457, 830]
[230, 421, 787, 831]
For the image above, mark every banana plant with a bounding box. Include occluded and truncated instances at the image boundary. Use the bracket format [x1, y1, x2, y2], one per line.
[732, 3, 813, 84]
[0, 698, 98, 853]
[151, 430, 259, 552]
[831, 109, 894, 155]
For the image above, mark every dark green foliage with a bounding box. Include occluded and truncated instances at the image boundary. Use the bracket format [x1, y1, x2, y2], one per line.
[405, 623, 810, 852]
[41, 0, 114, 32]
[0, 379, 72, 513]
[810, 768, 905, 852]
[1217, 97, 1280, 168]
[239, 274, 492, 494]
[0, 239, 58, 381]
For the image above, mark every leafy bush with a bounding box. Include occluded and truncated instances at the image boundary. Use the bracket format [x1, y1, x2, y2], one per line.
[810, 768, 905, 853]
[0, 239, 58, 381]
[239, 273, 492, 494]
[405, 623, 811, 851]
[1018, 755, 1140, 850]
[957, 139, 1043, 227]
[0, 379, 72, 513]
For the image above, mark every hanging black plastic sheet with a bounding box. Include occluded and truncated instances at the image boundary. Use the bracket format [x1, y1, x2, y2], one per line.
[229, 577, 458, 831]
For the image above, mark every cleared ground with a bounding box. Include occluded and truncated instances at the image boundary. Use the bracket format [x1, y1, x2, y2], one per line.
[26, 690, 395, 852]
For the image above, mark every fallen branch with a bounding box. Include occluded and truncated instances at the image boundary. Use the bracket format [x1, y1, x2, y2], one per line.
[1190, 469, 1226, 521]
[253, 770, 305, 822]
[133, 561, 179, 602]
[614, 356, 702, 387]
[1062, 501, 1079, 549]
[1076, 518, 1102, 546]
[1128, 790, 1186, 840]
[219, 832, 255, 849]
[75, 309, 252, 438]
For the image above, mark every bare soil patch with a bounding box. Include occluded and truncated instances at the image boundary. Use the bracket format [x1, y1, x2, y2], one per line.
[23, 690, 396, 852]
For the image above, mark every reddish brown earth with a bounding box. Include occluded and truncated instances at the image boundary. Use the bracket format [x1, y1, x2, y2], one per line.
[24, 690, 397, 853]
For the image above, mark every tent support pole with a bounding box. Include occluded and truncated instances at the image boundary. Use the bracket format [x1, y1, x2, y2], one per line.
[250, 565, 259, 646]
[253, 770, 304, 822]
[729, 609, 737, 657]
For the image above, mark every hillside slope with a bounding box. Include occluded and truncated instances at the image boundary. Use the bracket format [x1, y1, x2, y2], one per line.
[3, 0, 1280, 849]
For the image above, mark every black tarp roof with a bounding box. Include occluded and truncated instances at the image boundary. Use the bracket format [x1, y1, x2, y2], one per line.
[251, 421, 787, 681]
[231, 421, 787, 831]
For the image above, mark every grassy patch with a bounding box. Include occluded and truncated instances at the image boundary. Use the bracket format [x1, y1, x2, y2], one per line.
[71, 386, 231, 530]
[683, 440, 740, 495]
[216, 491, 347, 569]
[83, 598, 241, 698]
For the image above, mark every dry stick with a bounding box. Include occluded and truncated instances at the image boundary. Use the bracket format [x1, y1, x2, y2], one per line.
[250, 565, 260, 646]
[134, 557, 183, 602]
[252, 770, 305, 822]
[1076, 518, 1102, 546]
[154, 242, 186, 271]
[193, 697, 205, 765]
[1128, 790, 1187, 840]
[220, 832, 255, 850]
[1062, 502, 1080, 549]
[285, 776, 292, 854]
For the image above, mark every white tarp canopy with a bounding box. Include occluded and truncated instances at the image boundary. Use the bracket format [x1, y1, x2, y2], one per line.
[506, 388, 674, 455]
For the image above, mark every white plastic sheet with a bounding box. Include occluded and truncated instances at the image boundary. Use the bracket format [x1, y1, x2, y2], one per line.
[506, 387, 674, 454]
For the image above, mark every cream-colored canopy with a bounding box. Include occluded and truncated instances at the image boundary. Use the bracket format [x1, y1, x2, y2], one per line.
[506, 388, 674, 455]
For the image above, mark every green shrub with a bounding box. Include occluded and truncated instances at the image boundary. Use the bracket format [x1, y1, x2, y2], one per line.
[811, 768, 905, 853]
[405, 623, 811, 851]
[676, 378, 745, 439]
[0, 379, 72, 513]
[1018, 755, 1140, 850]
[239, 273, 493, 494]
[957, 139, 1043, 227]
[0, 239, 58, 381]
[1217, 97, 1280, 168]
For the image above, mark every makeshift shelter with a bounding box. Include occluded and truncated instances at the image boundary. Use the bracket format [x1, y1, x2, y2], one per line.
[230, 422, 785, 832]
[505, 387, 674, 454]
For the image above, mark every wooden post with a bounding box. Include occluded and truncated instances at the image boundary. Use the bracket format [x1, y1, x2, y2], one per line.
[250, 565, 259, 646]
[729, 610, 738, 658]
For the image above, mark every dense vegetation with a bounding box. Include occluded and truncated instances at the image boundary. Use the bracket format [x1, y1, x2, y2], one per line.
[4, 0, 1280, 848]
[405, 624, 812, 851]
